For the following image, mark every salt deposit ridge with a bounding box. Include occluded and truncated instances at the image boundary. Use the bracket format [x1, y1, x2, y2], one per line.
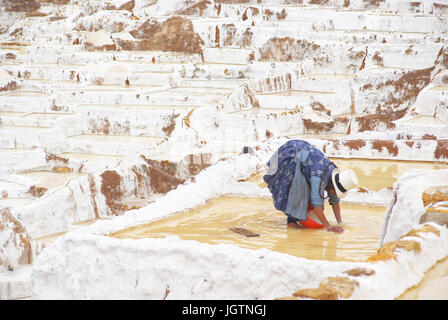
[0, 0, 448, 300]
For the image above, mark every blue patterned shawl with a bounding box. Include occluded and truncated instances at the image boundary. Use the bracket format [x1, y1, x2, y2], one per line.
[263, 140, 336, 220]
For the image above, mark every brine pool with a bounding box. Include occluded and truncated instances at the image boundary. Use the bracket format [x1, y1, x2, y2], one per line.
[29, 157, 447, 298]
[110, 158, 448, 263]
[111, 196, 386, 262]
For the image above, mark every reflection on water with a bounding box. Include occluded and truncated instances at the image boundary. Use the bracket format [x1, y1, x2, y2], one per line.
[110, 196, 386, 262]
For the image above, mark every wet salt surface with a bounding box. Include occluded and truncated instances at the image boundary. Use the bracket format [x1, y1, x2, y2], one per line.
[257, 89, 335, 96]
[429, 86, 448, 92]
[0, 125, 53, 131]
[1, 91, 51, 97]
[58, 152, 123, 163]
[21, 112, 74, 120]
[398, 256, 448, 300]
[182, 79, 247, 89]
[18, 171, 84, 191]
[0, 111, 27, 117]
[398, 115, 447, 126]
[111, 196, 386, 262]
[66, 134, 165, 144]
[33, 218, 109, 243]
[0, 197, 34, 209]
[76, 103, 197, 110]
[285, 133, 348, 140]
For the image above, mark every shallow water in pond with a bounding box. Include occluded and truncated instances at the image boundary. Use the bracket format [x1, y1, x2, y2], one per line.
[111, 196, 386, 262]
[111, 159, 448, 262]
[397, 256, 448, 300]
[333, 158, 448, 192]
[243, 158, 448, 192]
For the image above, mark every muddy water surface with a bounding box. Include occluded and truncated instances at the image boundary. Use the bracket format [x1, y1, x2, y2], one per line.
[111, 159, 448, 262]
[111, 196, 386, 262]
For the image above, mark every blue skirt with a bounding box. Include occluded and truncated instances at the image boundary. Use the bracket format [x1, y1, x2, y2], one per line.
[263, 140, 310, 221]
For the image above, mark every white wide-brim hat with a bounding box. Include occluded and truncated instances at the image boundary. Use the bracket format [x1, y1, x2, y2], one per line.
[331, 169, 358, 198]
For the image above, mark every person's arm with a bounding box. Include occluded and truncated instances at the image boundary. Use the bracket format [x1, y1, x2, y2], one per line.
[310, 177, 343, 233]
[328, 188, 342, 226]
[331, 202, 342, 225]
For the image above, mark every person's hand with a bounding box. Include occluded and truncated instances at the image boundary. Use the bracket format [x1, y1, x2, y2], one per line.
[327, 225, 344, 233]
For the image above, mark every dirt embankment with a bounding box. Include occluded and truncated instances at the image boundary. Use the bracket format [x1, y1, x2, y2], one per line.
[351, 67, 433, 132]
[0, 208, 33, 271]
[100, 170, 124, 215]
[122, 16, 204, 54]
[99, 152, 212, 215]
[259, 37, 322, 62]
[2, 0, 40, 12]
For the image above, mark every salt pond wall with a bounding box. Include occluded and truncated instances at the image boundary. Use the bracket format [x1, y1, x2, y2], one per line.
[380, 169, 448, 246]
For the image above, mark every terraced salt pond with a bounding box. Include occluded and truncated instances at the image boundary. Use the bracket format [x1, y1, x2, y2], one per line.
[111, 197, 385, 262]
[65, 134, 166, 155]
[20, 112, 74, 120]
[0, 197, 35, 209]
[58, 152, 123, 163]
[110, 159, 448, 262]
[245, 157, 448, 192]
[18, 171, 84, 191]
[327, 158, 448, 192]
[66, 134, 165, 144]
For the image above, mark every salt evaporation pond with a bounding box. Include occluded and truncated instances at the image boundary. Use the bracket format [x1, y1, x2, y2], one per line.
[111, 159, 448, 262]
[111, 196, 385, 262]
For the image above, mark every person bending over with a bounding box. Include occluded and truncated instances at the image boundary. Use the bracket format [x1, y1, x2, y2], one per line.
[263, 140, 358, 233]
